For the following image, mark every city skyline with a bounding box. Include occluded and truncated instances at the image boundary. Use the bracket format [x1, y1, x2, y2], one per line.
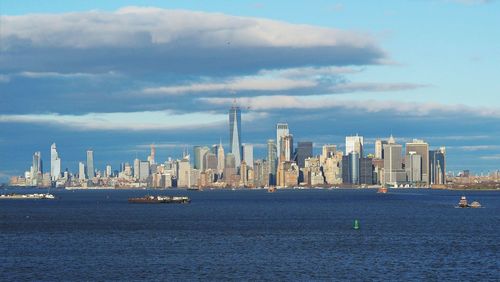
[1, 1, 500, 181]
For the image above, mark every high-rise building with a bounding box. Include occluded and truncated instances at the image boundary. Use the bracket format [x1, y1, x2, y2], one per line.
[346, 135, 364, 157]
[383, 136, 406, 185]
[177, 157, 191, 187]
[242, 144, 254, 169]
[279, 134, 293, 162]
[105, 164, 112, 178]
[148, 144, 156, 165]
[342, 152, 360, 185]
[229, 105, 242, 167]
[217, 140, 225, 177]
[375, 139, 388, 159]
[50, 143, 61, 181]
[406, 139, 429, 184]
[32, 151, 42, 176]
[78, 162, 86, 180]
[267, 139, 277, 185]
[276, 122, 289, 160]
[139, 161, 150, 181]
[133, 158, 140, 179]
[86, 149, 94, 179]
[193, 146, 201, 169]
[405, 152, 422, 183]
[430, 147, 446, 185]
[203, 152, 218, 170]
[295, 141, 313, 168]
[360, 157, 374, 185]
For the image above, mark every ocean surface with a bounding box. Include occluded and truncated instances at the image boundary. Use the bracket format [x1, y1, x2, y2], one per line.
[1, 188, 499, 281]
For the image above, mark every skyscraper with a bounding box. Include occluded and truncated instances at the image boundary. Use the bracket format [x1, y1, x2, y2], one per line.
[229, 105, 242, 167]
[242, 144, 254, 169]
[31, 151, 42, 177]
[78, 162, 86, 180]
[50, 143, 61, 181]
[430, 147, 446, 185]
[276, 122, 289, 160]
[383, 136, 406, 185]
[279, 134, 293, 162]
[406, 139, 429, 184]
[148, 144, 156, 165]
[405, 152, 422, 183]
[193, 146, 201, 169]
[375, 139, 388, 159]
[86, 149, 94, 179]
[217, 140, 225, 177]
[346, 135, 364, 157]
[296, 141, 313, 168]
[267, 139, 277, 185]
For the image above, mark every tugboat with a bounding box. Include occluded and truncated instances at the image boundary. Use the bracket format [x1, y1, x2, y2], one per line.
[458, 195, 469, 208]
[128, 195, 190, 204]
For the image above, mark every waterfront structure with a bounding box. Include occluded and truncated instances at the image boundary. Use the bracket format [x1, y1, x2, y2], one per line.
[430, 147, 446, 185]
[242, 144, 254, 169]
[276, 122, 289, 161]
[229, 105, 242, 167]
[295, 141, 313, 168]
[50, 143, 61, 181]
[406, 139, 429, 184]
[346, 135, 364, 157]
[267, 139, 277, 185]
[383, 136, 406, 186]
[375, 139, 388, 159]
[86, 149, 94, 179]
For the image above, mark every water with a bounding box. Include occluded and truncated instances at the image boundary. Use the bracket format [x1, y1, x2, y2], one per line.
[1, 188, 499, 281]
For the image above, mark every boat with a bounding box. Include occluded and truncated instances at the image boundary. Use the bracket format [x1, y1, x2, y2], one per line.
[458, 195, 469, 208]
[470, 201, 482, 208]
[0, 193, 55, 200]
[377, 187, 388, 194]
[267, 186, 276, 193]
[128, 195, 190, 204]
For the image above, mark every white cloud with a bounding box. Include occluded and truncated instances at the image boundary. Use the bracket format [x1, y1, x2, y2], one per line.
[142, 76, 316, 95]
[480, 154, 500, 160]
[200, 95, 500, 118]
[0, 110, 266, 131]
[3, 6, 378, 50]
[18, 71, 117, 79]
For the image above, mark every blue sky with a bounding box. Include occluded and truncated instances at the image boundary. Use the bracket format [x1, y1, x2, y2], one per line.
[1, 0, 499, 180]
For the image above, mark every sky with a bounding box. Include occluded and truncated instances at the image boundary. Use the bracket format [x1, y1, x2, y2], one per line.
[1, 0, 499, 181]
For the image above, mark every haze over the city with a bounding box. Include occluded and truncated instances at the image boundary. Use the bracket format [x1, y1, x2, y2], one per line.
[1, 0, 499, 181]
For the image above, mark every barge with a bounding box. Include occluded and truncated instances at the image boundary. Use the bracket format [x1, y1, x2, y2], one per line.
[0, 193, 55, 200]
[128, 195, 190, 204]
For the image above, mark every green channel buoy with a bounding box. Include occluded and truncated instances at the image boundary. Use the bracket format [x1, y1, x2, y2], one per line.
[353, 219, 360, 230]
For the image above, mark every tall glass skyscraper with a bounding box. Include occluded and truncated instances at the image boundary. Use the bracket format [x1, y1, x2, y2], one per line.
[229, 105, 242, 167]
[50, 143, 61, 181]
[86, 149, 94, 179]
[276, 122, 289, 160]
